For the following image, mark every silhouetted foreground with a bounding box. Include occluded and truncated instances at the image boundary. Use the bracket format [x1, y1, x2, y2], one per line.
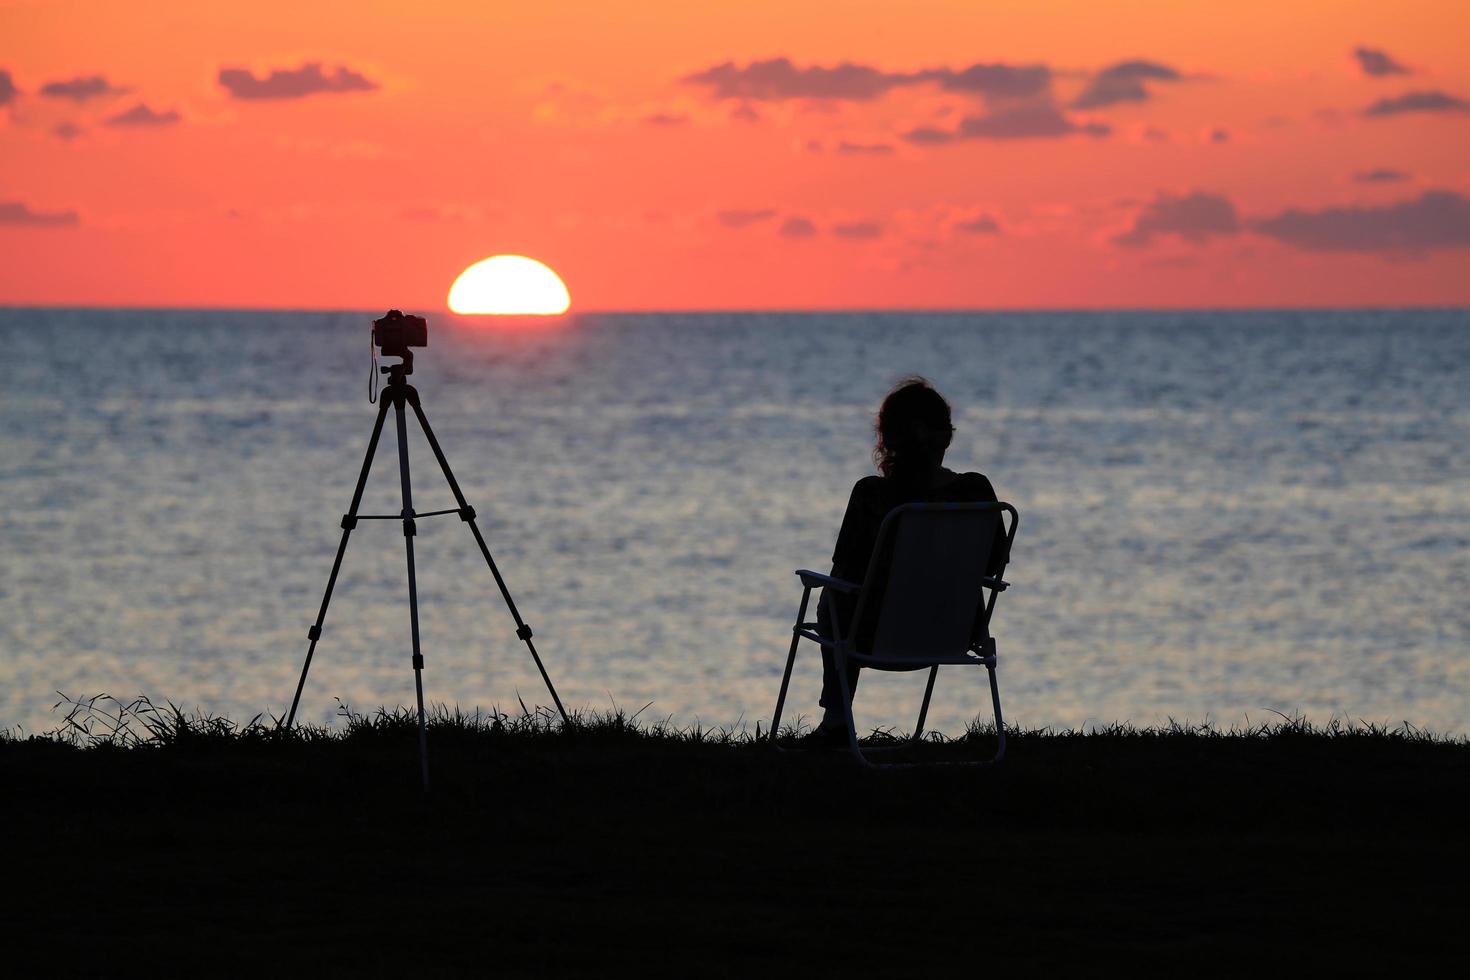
[5, 699, 1465, 974]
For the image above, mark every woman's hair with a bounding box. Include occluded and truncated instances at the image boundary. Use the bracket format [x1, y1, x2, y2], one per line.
[873, 376, 955, 481]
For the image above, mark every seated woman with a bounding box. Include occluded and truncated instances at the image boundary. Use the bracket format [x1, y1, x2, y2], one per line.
[809, 376, 1008, 743]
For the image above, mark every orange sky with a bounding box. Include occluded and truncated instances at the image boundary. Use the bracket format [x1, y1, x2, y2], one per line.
[2, 0, 1468, 310]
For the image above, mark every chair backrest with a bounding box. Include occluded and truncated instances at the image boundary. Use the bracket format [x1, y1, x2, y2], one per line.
[851, 502, 1016, 663]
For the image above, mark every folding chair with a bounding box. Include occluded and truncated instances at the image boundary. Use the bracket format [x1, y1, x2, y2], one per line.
[769, 501, 1018, 767]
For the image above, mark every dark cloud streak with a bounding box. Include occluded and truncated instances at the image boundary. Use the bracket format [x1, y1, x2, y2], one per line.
[218, 63, 378, 100]
[1072, 59, 1181, 109]
[0, 69, 17, 106]
[717, 208, 776, 228]
[104, 103, 180, 126]
[0, 200, 79, 226]
[1363, 91, 1470, 117]
[681, 57, 1050, 102]
[40, 75, 128, 101]
[1114, 191, 1239, 247]
[1253, 190, 1470, 253]
[1353, 47, 1410, 77]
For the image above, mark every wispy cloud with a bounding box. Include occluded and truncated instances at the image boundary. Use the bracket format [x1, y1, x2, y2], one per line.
[681, 57, 1050, 103]
[1353, 168, 1409, 183]
[1072, 60, 1182, 109]
[779, 215, 817, 238]
[1353, 46, 1410, 77]
[835, 140, 894, 155]
[1253, 190, 1470, 253]
[1363, 91, 1470, 117]
[1114, 191, 1239, 247]
[905, 104, 1110, 143]
[717, 208, 777, 228]
[832, 221, 883, 239]
[40, 75, 128, 101]
[955, 215, 1001, 234]
[104, 103, 180, 127]
[0, 69, 17, 107]
[0, 200, 79, 226]
[218, 63, 378, 100]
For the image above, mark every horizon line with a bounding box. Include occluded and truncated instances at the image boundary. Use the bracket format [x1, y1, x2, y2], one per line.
[4, 302, 1469, 316]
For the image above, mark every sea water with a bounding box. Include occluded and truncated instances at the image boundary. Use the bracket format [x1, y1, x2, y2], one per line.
[1, 308, 1466, 735]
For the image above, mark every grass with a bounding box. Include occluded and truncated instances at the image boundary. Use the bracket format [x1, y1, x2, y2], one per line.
[4, 694, 1466, 974]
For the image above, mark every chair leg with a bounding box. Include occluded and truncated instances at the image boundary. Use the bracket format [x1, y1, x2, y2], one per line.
[833, 648, 870, 768]
[913, 666, 938, 743]
[769, 630, 802, 742]
[987, 662, 1006, 764]
[769, 586, 812, 742]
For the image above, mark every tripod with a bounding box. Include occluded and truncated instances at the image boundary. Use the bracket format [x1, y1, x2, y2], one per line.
[284, 358, 567, 791]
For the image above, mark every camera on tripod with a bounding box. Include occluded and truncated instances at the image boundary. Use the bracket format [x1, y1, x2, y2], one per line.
[374, 309, 428, 360]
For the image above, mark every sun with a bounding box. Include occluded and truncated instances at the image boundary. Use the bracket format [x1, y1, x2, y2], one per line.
[447, 255, 570, 315]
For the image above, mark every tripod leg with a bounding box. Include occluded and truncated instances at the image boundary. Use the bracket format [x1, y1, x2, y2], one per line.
[406, 394, 570, 724]
[285, 394, 393, 730]
[392, 395, 431, 792]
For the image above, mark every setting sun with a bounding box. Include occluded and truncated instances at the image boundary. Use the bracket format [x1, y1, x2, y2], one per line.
[447, 255, 570, 315]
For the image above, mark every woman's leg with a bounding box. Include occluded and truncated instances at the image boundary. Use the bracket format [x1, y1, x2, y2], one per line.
[816, 590, 860, 727]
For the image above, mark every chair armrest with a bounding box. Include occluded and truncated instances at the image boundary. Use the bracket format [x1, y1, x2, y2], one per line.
[795, 569, 861, 593]
[982, 576, 1010, 591]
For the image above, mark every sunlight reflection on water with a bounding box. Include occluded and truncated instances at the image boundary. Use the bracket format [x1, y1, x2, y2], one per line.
[1, 309, 1467, 735]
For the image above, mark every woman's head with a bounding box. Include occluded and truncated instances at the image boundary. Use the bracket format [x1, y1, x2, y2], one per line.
[874, 376, 954, 480]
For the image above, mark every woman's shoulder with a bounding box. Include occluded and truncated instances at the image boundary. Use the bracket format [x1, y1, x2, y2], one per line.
[949, 470, 997, 500]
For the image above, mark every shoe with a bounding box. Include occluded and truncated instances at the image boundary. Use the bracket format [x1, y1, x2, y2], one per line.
[795, 724, 849, 749]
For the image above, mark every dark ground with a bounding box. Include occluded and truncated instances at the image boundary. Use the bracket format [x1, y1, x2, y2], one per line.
[4, 705, 1466, 976]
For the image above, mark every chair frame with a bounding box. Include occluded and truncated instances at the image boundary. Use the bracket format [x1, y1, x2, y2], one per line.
[769, 501, 1018, 767]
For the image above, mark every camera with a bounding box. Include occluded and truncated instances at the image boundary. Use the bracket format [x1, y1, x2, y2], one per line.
[373, 309, 428, 358]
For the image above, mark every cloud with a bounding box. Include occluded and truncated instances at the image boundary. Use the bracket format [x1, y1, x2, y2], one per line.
[1363, 91, 1470, 117]
[40, 75, 128, 101]
[1114, 191, 1239, 246]
[717, 208, 776, 228]
[683, 57, 900, 101]
[900, 125, 955, 145]
[681, 57, 1049, 103]
[1072, 59, 1182, 109]
[104, 103, 180, 126]
[1252, 190, 1470, 253]
[836, 140, 894, 155]
[217, 63, 378, 100]
[1, 69, 19, 106]
[1209, 127, 1230, 143]
[955, 215, 1000, 234]
[779, 216, 817, 238]
[642, 111, 689, 127]
[957, 103, 1110, 140]
[52, 121, 83, 140]
[729, 103, 760, 123]
[917, 63, 1051, 100]
[1353, 47, 1410, 77]
[832, 221, 882, 239]
[1354, 168, 1409, 183]
[0, 200, 79, 226]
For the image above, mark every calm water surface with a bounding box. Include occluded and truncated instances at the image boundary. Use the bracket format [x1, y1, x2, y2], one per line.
[2, 309, 1467, 735]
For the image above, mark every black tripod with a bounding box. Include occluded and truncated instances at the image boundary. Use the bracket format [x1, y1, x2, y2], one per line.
[283, 358, 567, 791]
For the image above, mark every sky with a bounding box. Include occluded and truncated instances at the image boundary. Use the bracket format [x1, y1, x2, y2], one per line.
[2, 0, 1469, 310]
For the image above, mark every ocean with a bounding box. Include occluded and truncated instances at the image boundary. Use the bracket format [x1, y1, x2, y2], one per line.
[2, 308, 1467, 736]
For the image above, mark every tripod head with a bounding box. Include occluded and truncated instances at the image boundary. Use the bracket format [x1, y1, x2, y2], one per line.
[369, 309, 427, 401]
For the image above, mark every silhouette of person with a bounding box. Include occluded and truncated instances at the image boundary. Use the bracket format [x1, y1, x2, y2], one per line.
[808, 377, 1007, 743]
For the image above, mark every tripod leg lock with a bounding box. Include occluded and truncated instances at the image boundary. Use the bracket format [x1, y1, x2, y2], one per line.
[517, 624, 534, 641]
[341, 515, 357, 530]
[412, 653, 424, 670]
[307, 625, 322, 642]
[459, 505, 476, 522]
